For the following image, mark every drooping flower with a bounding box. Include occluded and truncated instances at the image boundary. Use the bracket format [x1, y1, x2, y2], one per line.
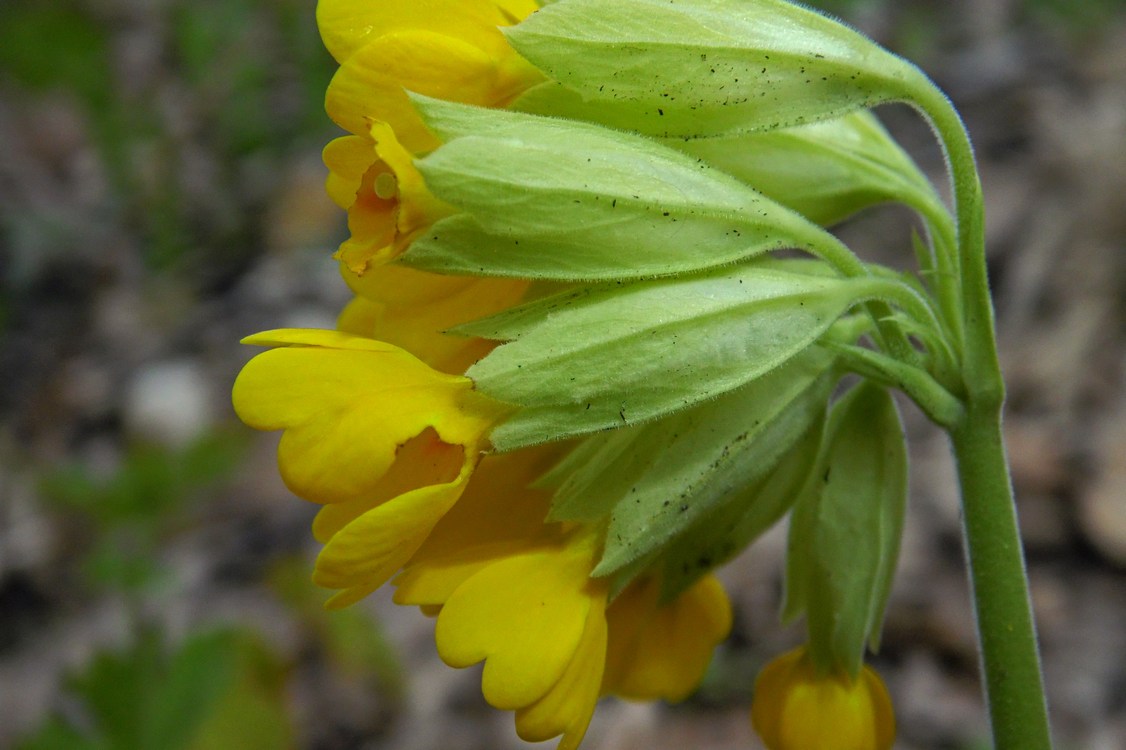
[393, 449, 733, 750]
[318, 0, 544, 280]
[324, 121, 455, 277]
[231, 328, 510, 607]
[750, 645, 895, 750]
[230, 1, 950, 747]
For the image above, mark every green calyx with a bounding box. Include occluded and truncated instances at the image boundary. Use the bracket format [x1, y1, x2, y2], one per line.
[462, 261, 887, 451]
[407, 97, 862, 282]
[784, 381, 908, 678]
[507, 0, 920, 138]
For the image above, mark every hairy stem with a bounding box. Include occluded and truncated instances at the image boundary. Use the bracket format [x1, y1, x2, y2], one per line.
[904, 69, 1053, 750]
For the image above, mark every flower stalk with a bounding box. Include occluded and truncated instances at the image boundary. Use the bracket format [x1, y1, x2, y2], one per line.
[951, 400, 1052, 750]
[902, 72, 1053, 750]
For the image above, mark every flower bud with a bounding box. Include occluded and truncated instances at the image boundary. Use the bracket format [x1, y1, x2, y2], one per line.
[751, 646, 895, 750]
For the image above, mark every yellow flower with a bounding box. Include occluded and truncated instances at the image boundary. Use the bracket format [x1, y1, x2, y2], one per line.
[318, 0, 543, 153]
[318, 0, 543, 279]
[751, 646, 895, 750]
[231, 328, 509, 607]
[394, 452, 732, 750]
[602, 573, 733, 702]
[336, 263, 531, 375]
[324, 121, 454, 277]
[427, 527, 609, 750]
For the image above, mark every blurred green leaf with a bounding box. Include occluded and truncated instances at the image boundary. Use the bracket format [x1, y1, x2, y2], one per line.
[15, 718, 104, 750]
[19, 628, 292, 750]
[82, 536, 166, 593]
[271, 559, 405, 698]
[160, 630, 293, 750]
[67, 629, 165, 748]
[0, 4, 112, 107]
[38, 429, 249, 527]
[1024, 0, 1125, 31]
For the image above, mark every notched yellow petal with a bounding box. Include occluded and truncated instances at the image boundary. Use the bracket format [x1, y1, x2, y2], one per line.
[311, 427, 466, 543]
[314, 456, 476, 609]
[232, 329, 505, 505]
[515, 596, 607, 750]
[393, 444, 567, 606]
[434, 538, 601, 710]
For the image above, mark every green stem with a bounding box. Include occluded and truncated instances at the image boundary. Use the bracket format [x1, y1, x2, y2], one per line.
[950, 404, 1052, 750]
[912, 193, 965, 353]
[799, 227, 922, 367]
[903, 70, 1053, 749]
[908, 78, 1000, 402]
[826, 341, 963, 428]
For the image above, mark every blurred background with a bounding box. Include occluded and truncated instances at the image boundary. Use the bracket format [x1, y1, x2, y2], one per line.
[0, 0, 1123, 748]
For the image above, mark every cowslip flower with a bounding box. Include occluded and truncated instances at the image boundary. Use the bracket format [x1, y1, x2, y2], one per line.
[229, 0, 1023, 745]
[324, 121, 454, 277]
[318, 0, 543, 279]
[394, 453, 733, 749]
[235, 3, 548, 614]
[750, 645, 895, 750]
[231, 328, 509, 607]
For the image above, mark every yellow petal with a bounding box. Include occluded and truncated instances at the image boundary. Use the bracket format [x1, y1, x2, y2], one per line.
[310, 427, 465, 543]
[863, 667, 897, 750]
[339, 262, 530, 374]
[325, 33, 487, 151]
[322, 135, 378, 209]
[515, 593, 608, 750]
[313, 459, 475, 609]
[434, 540, 598, 710]
[325, 29, 542, 149]
[601, 576, 653, 694]
[322, 135, 399, 274]
[342, 262, 477, 307]
[393, 444, 566, 606]
[336, 272, 527, 374]
[317, 0, 520, 65]
[610, 574, 732, 701]
[232, 329, 502, 504]
[371, 121, 451, 241]
[327, 170, 399, 275]
[415, 443, 563, 557]
[491, 0, 540, 23]
[394, 540, 534, 608]
[378, 283, 527, 373]
[335, 294, 379, 338]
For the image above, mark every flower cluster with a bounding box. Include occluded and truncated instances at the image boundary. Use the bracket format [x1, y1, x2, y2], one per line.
[233, 2, 736, 747]
[232, 0, 978, 748]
